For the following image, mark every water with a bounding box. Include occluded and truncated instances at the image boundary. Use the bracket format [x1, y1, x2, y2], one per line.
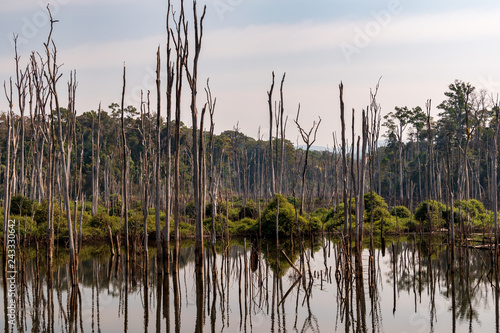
[1, 236, 499, 332]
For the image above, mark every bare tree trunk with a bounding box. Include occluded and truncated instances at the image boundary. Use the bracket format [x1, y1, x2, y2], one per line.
[494, 108, 499, 255]
[171, 1, 187, 271]
[184, 1, 207, 267]
[154, 46, 162, 270]
[339, 83, 349, 239]
[268, 72, 276, 195]
[426, 100, 433, 232]
[162, 2, 175, 274]
[357, 110, 368, 248]
[14, 38, 27, 196]
[3, 80, 13, 259]
[294, 105, 321, 215]
[44, 10, 78, 284]
[92, 106, 101, 216]
[120, 65, 129, 261]
[141, 91, 152, 262]
[205, 81, 218, 244]
[278, 73, 287, 194]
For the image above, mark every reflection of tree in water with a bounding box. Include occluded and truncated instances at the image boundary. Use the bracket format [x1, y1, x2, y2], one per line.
[2, 236, 499, 332]
[385, 236, 493, 328]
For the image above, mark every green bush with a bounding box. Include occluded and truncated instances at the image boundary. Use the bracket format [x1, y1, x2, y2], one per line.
[260, 194, 306, 237]
[390, 206, 411, 218]
[233, 217, 257, 234]
[215, 201, 240, 221]
[90, 212, 120, 234]
[372, 206, 391, 222]
[10, 195, 34, 216]
[306, 216, 323, 233]
[179, 222, 195, 237]
[370, 214, 395, 234]
[364, 192, 390, 223]
[326, 199, 356, 230]
[34, 200, 61, 225]
[415, 200, 447, 229]
[311, 207, 330, 222]
[454, 199, 486, 220]
[239, 200, 257, 219]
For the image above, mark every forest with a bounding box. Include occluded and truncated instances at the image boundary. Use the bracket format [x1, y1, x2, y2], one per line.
[1, 1, 500, 286]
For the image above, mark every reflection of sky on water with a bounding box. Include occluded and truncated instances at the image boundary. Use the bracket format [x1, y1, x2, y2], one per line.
[1, 239, 498, 332]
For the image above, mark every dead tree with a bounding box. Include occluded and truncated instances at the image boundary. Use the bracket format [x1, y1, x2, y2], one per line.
[141, 91, 152, 259]
[14, 36, 28, 196]
[3, 79, 13, 259]
[205, 80, 219, 243]
[356, 109, 368, 248]
[425, 99, 433, 232]
[120, 64, 130, 261]
[339, 83, 349, 239]
[274, 73, 287, 194]
[92, 104, 101, 216]
[368, 81, 381, 251]
[154, 46, 162, 268]
[494, 105, 499, 255]
[279, 76, 288, 195]
[44, 8, 78, 285]
[183, 0, 207, 266]
[267, 72, 276, 195]
[170, 0, 187, 270]
[294, 104, 321, 215]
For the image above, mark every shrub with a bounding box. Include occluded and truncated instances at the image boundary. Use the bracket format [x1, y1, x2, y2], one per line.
[260, 194, 306, 237]
[371, 206, 391, 222]
[34, 200, 61, 225]
[454, 199, 485, 219]
[239, 200, 257, 219]
[364, 192, 389, 221]
[415, 200, 447, 229]
[233, 217, 257, 234]
[327, 199, 356, 229]
[364, 191, 388, 209]
[371, 214, 395, 234]
[306, 216, 323, 233]
[10, 195, 34, 216]
[89, 212, 120, 234]
[390, 206, 411, 218]
[179, 222, 195, 237]
[311, 207, 330, 222]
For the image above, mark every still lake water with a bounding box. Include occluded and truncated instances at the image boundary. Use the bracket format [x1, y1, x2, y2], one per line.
[1, 236, 499, 332]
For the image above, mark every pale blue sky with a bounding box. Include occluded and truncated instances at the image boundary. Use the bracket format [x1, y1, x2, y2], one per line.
[1, 0, 500, 146]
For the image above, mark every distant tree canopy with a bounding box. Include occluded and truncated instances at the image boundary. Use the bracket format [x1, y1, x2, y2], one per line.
[1, 79, 499, 217]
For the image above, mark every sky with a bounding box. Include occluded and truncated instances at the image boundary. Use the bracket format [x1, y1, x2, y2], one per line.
[1, 0, 500, 148]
